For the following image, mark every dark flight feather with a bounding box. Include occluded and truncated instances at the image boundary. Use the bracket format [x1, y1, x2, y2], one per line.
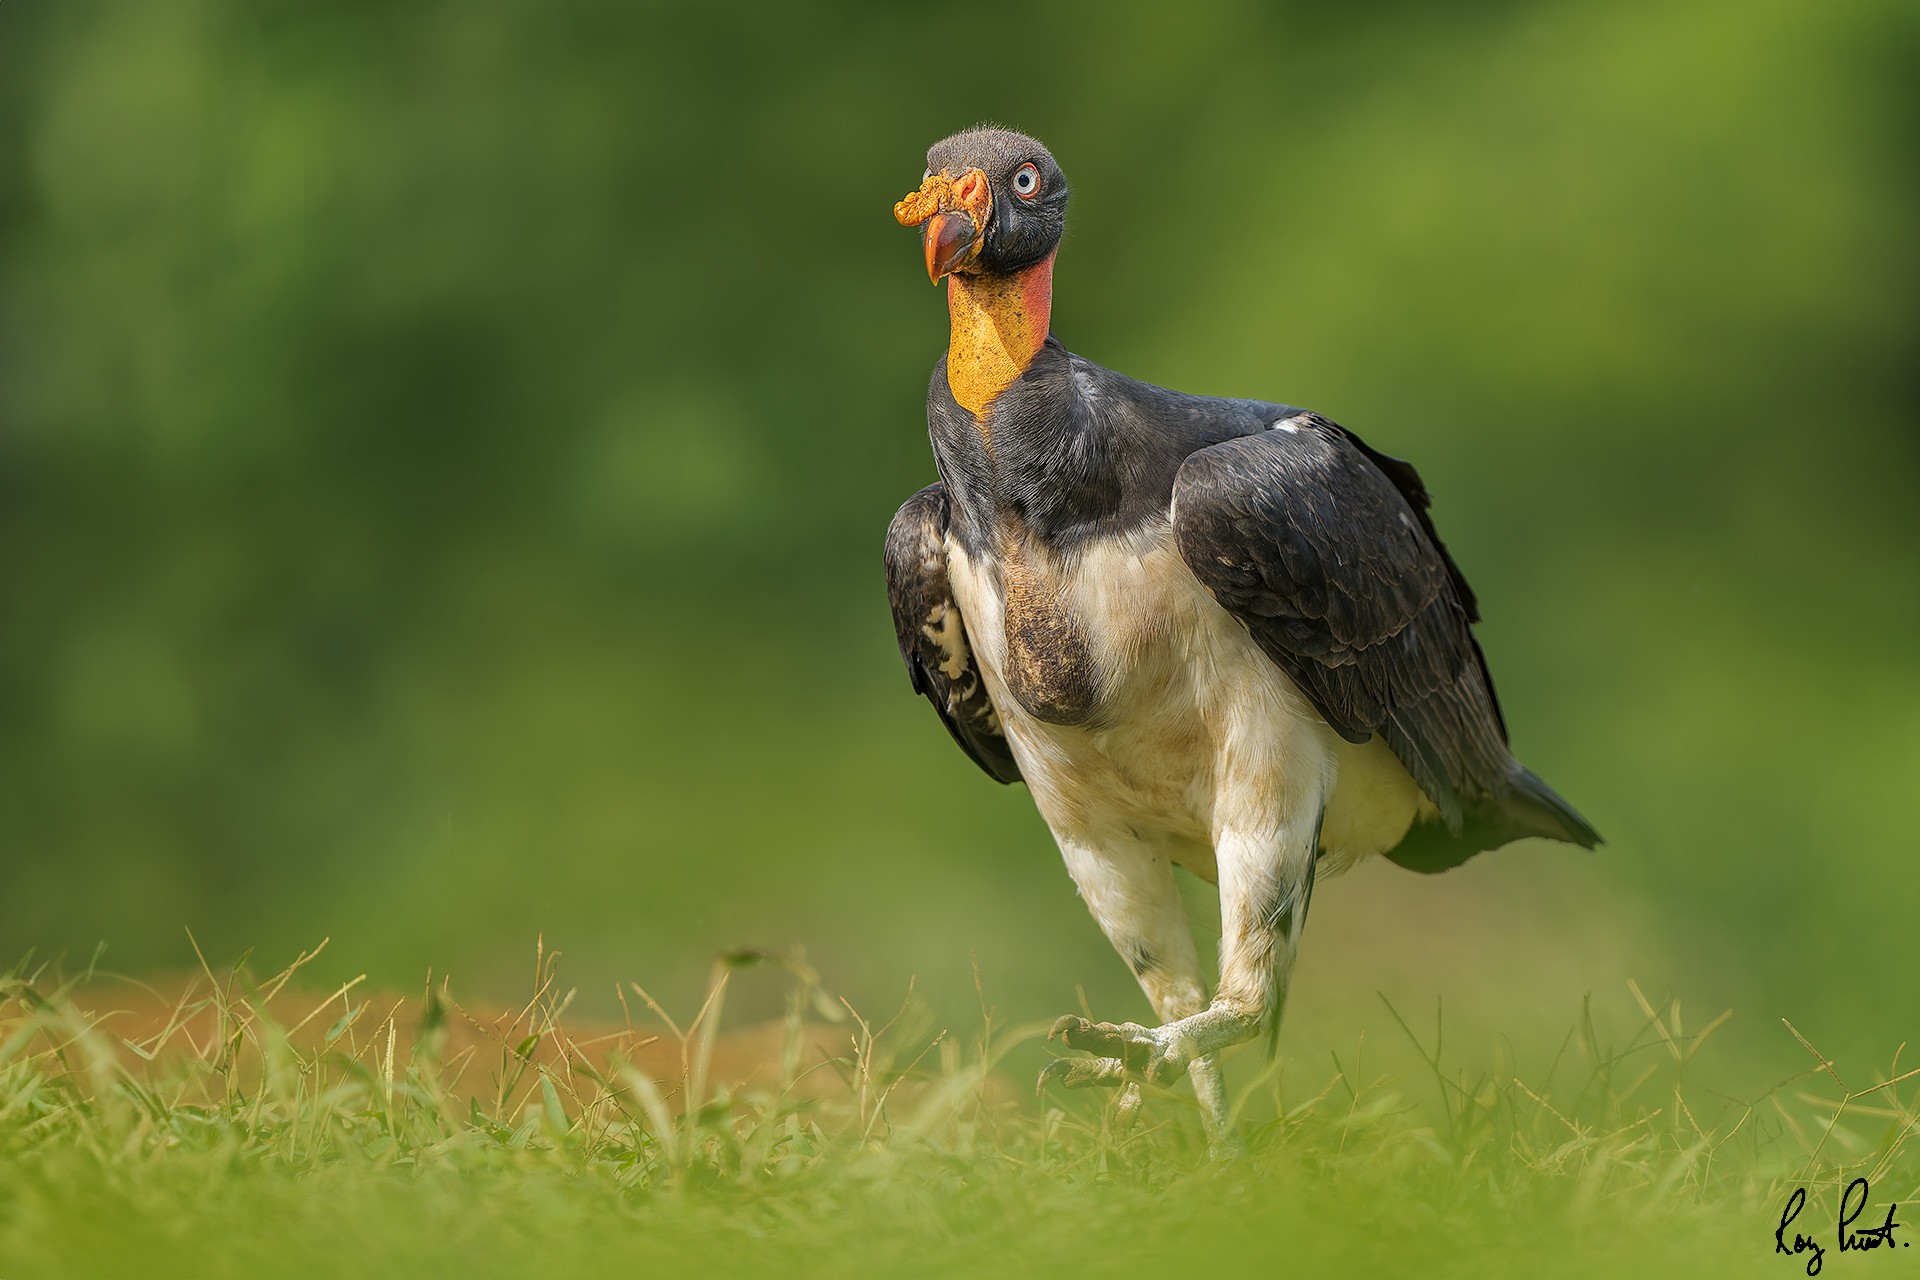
[884, 483, 1022, 784]
[1170, 414, 1598, 868]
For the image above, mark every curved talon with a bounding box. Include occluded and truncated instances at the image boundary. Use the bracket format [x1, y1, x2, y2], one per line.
[1048, 1014, 1088, 1042]
[1036, 1055, 1128, 1094]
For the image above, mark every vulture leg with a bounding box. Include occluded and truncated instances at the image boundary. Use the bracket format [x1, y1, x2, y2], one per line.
[1043, 795, 1324, 1157]
[1034, 834, 1238, 1147]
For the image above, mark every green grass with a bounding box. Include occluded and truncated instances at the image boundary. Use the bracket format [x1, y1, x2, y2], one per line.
[1, 943, 1914, 1279]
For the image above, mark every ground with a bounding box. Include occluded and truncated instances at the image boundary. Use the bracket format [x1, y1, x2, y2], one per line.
[1, 942, 1913, 1280]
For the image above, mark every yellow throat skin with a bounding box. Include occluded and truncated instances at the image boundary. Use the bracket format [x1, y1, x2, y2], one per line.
[892, 168, 1055, 422]
[945, 252, 1056, 423]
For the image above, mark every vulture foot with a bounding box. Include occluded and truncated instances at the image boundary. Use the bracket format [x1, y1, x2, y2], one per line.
[1038, 1010, 1256, 1157]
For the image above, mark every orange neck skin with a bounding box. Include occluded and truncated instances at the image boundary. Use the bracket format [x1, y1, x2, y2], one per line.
[945, 252, 1055, 423]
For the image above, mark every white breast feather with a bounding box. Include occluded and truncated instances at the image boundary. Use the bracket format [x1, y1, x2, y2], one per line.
[947, 520, 1434, 879]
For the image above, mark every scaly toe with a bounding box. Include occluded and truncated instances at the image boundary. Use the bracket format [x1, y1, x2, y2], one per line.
[1044, 1014, 1196, 1088]
[1050, 1016, 1154, 1061]
[1036, 1055, 1128, 1094]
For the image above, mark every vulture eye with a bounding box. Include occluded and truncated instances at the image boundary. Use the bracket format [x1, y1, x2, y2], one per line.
[1012, 163, 1040, 198]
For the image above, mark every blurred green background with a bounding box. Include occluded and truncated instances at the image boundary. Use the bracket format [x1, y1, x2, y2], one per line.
[1, 0, 1913, 1075]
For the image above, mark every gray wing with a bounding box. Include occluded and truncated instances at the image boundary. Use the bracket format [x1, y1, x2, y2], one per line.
[1172, 414, 1597, 862]
[884, 483, 1021, 785]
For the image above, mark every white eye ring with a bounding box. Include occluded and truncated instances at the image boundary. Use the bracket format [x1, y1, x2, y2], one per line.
[1012, 163, 1039, 197]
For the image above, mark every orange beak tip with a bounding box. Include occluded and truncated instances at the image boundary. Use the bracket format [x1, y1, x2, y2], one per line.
[925, 210, 981, 284]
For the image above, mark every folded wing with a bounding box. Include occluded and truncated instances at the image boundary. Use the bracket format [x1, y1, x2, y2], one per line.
[1171, 414, 1597, 866]
[884, 483, 1022, 785]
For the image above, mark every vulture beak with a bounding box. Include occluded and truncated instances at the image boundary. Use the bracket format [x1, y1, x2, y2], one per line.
[893, 169, 991, 283]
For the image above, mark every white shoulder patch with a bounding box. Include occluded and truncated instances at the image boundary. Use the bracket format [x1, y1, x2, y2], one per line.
[1072, 365, 1100, 404]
